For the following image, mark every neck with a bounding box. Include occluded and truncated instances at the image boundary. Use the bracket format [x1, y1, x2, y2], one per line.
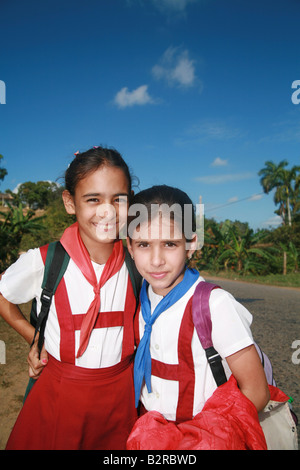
[90, 243, 115, 264]
[79, 233, 116, 265]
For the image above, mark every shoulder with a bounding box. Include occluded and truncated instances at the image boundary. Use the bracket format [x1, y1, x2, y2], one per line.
[0, 247, 45, 303]
[5, 247, 44, 272]
[209, 286, 251, 318]
[193, 278, 253, 329]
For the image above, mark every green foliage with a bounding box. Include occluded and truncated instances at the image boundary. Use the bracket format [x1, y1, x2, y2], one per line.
[195, 218, 300, 277]
[19, 197, 75, 252]
[258, 160, 300, 226]
[1, 156, 300, 282]
[16, 181, 62, 209]
[0, 203, 45, 271]
[0, 154, 7, 183]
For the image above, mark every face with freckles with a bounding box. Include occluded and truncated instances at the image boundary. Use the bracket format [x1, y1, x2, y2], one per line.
[127, 214, 197, 296]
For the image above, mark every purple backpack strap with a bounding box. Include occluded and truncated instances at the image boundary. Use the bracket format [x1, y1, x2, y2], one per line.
[192, 281, 227, 386]
[192, 281, 220, 349]
[193, 282, 278, 389]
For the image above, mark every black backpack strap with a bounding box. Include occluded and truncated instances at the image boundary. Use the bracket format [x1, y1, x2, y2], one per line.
[124, 247, 142, 310]
[31, 241, 69, 353]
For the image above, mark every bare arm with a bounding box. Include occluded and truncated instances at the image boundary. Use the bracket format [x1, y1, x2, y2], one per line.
[226, 344, 270, 412]
[0, 291, 35, 345]
[0, 273, 48, 377]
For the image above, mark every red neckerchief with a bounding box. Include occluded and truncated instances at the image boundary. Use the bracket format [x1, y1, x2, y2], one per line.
[60, 222, 125, 358]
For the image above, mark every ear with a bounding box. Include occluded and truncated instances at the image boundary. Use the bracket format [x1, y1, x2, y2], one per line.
[62, 190, 76, 215]
[186, 233, 198, 260]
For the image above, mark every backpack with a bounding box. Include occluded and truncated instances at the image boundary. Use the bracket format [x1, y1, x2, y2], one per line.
[192, 281, 298, 450]
[191, 281, 276, 387]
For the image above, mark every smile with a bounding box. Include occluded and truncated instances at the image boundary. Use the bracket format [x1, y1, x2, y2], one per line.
[94, 222, 117, 232]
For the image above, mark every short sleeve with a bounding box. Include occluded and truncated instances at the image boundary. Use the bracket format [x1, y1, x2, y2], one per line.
[0, 248, 44, 304]
[210, 288, 254, 359]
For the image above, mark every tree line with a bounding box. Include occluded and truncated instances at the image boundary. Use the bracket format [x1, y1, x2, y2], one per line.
[0, 155, 299, 275]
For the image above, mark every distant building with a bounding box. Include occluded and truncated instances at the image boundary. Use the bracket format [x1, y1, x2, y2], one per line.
[0, 192, 13, 206]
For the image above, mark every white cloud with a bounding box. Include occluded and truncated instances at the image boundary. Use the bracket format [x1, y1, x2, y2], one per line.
[194, 172, 255, 184]
[261, 215, 282, 228]
[113, 85, 154, 108]
[259, 119, 300, 144]
[227, 196, 238, 203]
[152, 47, 199, 88]
[211, 157, 228, 167]
[127, 0, 198, 16]
[187, 119, 243, 140]
[249, 193, 263, 201]
[151, 0, 196, 13]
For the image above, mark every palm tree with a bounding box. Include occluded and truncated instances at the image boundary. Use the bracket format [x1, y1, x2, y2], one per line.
[258, 160, 300, 226]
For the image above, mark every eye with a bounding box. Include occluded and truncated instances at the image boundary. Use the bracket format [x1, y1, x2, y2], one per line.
[114, 195, 128, 205]
[87, 197, 100, 203]
[137, 241, 149, 248]
[164, 241, 177, 247]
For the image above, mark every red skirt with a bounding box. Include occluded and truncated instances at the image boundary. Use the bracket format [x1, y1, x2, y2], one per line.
[6, 355, 137, 450]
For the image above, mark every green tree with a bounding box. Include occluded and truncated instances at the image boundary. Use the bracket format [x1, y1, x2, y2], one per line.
[217, 226, 275, 274]
[196, 219, 230, 272]
[0, 203, 44, 271]
[17, 181, 61, 209]
[0, 154, 7, 184]
[19, 196, 75, 252]
[258, 160, 300, 226]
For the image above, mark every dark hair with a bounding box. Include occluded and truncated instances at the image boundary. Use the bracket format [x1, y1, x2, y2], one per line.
[128, 185, 196, 241]
[65, 146, 134, 196]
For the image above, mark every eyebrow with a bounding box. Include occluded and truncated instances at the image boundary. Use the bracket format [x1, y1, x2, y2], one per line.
[82, 192, 129, 198]
[131, 238, 182, 243]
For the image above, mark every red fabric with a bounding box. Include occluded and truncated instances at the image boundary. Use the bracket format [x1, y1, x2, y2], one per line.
[127, 376, 270, 450]
[151, 297, 196, 422]
[6, 355, 137, 450]
[60, 222, 125, 357]
[53, 270, 136, 364]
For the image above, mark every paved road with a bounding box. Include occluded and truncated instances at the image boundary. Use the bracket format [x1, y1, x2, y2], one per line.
[206, 276, 300, 446]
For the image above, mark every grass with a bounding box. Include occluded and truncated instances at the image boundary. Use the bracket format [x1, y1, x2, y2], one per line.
[202, 270, 300, 288]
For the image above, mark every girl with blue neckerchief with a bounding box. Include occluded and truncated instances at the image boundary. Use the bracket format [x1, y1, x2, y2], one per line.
[126, 185, 270, 448]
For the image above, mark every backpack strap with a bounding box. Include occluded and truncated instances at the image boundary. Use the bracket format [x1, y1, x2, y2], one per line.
[31, 241, 70, 353]
[124, 247, 142, 311]
[192, 281, 227, 387]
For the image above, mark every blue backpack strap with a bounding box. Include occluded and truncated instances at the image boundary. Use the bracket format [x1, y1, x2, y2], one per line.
[192, 281, 227, 387]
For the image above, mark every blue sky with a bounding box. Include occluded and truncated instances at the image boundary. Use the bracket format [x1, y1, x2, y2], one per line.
[1, 0, 300, 230]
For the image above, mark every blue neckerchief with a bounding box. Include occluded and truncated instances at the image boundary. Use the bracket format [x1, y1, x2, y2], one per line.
[133, 268, 199, 407]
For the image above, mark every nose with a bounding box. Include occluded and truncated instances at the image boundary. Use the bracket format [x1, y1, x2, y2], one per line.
[96, 203, 116, 221]
[150, 246, 165, 268]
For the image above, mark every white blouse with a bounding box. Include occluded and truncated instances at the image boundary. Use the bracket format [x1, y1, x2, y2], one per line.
[138, 276, 254, 421]
[0, 248, 130, 369]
